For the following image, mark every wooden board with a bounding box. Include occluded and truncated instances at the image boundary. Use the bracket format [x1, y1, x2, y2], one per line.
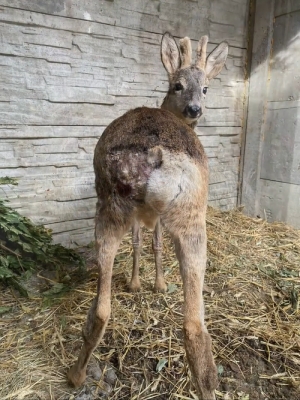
[259, 179, 300, 229]
[241, 0, 300, 229]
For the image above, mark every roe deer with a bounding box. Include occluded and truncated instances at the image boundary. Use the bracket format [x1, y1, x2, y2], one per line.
[130, 33, 228, 294]
[68, 33, 228, 400]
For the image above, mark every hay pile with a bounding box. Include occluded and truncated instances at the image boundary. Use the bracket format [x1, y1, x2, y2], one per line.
[0, 207, 299, 400]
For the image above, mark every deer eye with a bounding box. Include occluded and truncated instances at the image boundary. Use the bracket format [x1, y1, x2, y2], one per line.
[203, 87, 208, 95]
[174, 83, 183, 92]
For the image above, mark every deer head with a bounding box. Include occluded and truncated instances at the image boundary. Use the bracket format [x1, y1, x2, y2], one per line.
[161, 32, 228, 128]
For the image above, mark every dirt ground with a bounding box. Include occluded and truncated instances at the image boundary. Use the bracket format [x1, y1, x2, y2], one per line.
[1, 208, 299, 400]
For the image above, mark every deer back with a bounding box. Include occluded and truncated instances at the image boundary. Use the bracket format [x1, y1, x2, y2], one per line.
[94, 107, 208, 213]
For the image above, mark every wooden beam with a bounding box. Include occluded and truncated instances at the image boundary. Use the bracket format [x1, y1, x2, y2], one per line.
[240, 0, 275, 216]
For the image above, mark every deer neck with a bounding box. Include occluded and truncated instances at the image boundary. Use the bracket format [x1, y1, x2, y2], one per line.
[160, 95, 197, 130]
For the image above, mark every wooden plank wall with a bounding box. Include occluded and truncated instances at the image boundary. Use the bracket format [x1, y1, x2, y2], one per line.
[0, 0, 249, 246]
[241, 0, 300, 228]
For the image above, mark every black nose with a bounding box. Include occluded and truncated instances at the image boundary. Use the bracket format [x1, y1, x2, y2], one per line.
[187, 105, 201, 118]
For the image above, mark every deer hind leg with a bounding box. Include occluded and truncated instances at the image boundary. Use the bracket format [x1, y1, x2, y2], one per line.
[152, 219, 166, 293]
[158, 179, 216, 397]
[172, 225, 217, 400]
[163, 206, 217, 400]
[145, 148, 216, 398]
[68, 204, 130, 388]
[129, 219, 142, 292]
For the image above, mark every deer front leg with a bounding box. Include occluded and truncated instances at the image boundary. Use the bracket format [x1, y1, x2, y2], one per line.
[174, 229, 217, 400]
[153, 219, 166, 292]
[129, 219, 142, 292]
[68, 219, 126, 387]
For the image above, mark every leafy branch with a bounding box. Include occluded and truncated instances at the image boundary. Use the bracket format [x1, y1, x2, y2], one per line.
[0, 177, 85, 296]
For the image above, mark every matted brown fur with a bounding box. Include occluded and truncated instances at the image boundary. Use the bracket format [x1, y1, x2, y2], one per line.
[93, 106, 207, 208]
[94, 107, 206, 163]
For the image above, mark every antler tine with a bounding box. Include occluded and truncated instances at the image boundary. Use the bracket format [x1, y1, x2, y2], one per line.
[179, 37, 192, 68]
[196, 35, 209, 70]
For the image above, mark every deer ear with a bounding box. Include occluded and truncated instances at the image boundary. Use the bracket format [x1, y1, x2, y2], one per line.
[161, 32, 181, 75]
[205, 42, 228, 80]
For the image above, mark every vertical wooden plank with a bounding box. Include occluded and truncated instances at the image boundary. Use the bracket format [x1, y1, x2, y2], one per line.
[259, 179, 300, 229]
[240, 0, 275, 216]
[275, 0, 300, 16]
[237, 0, 255, 206]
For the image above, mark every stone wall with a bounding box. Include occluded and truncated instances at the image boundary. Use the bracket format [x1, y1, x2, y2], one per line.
[0, 0, 250, 246]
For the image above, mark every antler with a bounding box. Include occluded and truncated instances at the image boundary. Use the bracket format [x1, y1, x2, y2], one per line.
[179, 37, 192, 68]
[196, 35, 208, 70]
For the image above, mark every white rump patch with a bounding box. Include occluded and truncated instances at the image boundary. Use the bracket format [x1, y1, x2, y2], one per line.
[145, 150, 202, 214]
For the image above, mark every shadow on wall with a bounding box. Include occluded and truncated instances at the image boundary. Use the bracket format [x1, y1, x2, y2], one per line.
[242, 2, 300, 227]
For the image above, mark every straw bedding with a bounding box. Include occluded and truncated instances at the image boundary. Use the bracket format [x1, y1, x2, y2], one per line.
[0, 207, 299, 400]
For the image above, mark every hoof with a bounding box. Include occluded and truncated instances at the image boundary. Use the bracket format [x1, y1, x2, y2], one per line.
[67, 364, 87, 388]
[154, 280, 167, 293]
[128, 278, 141, 292]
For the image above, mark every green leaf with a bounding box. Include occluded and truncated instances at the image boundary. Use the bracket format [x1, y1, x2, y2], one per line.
[290, 287, 299, 310]
[42, 283, 67, 296]
[0, 306, 12, 314]
[156, 358, 168, 372]
[7, 233, 19, 243]
[7, 277, 30, 297]
[21, 242, 33, 253]
[167, 283, 177, 294]
[60, 315, 67, 329]
[5, 214, 21, 224]
[0, 177, 18, 185]
[237, 393, 249, 400]
[0, 265, 14, 278]
[0, 256, 9, 268]
[217, 364, 224, 376]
